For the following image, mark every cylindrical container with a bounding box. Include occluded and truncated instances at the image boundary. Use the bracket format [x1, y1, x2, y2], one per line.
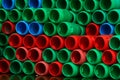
[10, 75, 22, 80]
[79, 36, 95, 51]
[100, 23, 114, 35]
[23, 34, 36, 48]
[115, 23, 120, 35]
[2, 0, 15, 10]
[16, 21, 29, 35]
[56, 0, 70, 9]
[109, 35, 120, 50]
[95, 35, 112, 50]
[16, 47, 28, 61]
[43, 22, 57, 36]
[62, 62, 79, 77]
[34, 8, 51, 23]
[0, 23, 2, 32]
[86, 23, 99, 36]
[0, 47, 3, 57]
[29, 0, 42, 8]
[117, 51, 120, 63]
[22, 60, 35, 75]
[8, 9, 21, 23]
[70, 0, 83, 12]
[3, 46, 16, 60]
[23, 76, 34, 80]
[50, 35, 64, 50]
[0, 9, 7, 22]
[42, 0, 56, 8]
[80, 62, 94, 77]
[49, 9, 72, 23]
[65, 36, 80, 50]
[42, 48, 57, 63]
[92, 10, 107, 24]
[0, 33, 8, 46]
[77, 11, 91, 25]
[0, 74, 9, 80]
[15, 0, 28, 10]
[102, 49, 117, 65]
[57, 22, 84, 37]
[35, 61, 49, 76]
[2, 21, 15, 34]
[9, 33, 23, 48]
[10, 60, 22, 74]
[107, 9, 120, 24]
[71, 49, 86, 65]
[100, 0, 120, 11]
[28, 48, 42, 62]
[49, 61, 62, 76]
[94, 63, 109, 78]
[57, 48, 71, 63]
[84, 0, 99, 12]
[22, 8, 35, 22]
[0, 59, 10, 73]
[36, 35, 50, 49]
[87, 49, 102, 64]
[109, 64, 120, 79]
[29, 21, 43, 36]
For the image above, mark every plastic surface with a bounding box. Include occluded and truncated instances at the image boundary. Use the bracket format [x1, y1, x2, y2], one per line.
[100, 23, 114, 35]
[35, 61, 49, 76]
[43, 22, 57, 36]
[10, 60, 22, 74]
[29, 0, 42, 8]
[71, 49, 86, 65]
[107, 9, 120, 24]
[3, 46, 16, 60]
[77, 11, 91, 25]
[57, 22, 84, 37]
[23, 76, 34, 80]
[49, 9, 72, 23]
[28, 48, 42, 62]
[22, 8, 35, 22]
[16, 47, 28, 61]
[56, 0, 70, 9]
[57, 48, 71, 63]
[8, 9, 21, 22]
[16, 21, 29, 35]
[2, 0, 15, 10]
[70, 0, 83, 12]
[42, 0, 56, 8]
[35, 8, 51, 23]
[109, 35, 120, 50]
[22, 60, 35, 74]
[92, 10, 107, 24]
[62, 62, 79, 77]
[84, 0, 99, 12]
[87, 49, 102, 64]
[0, 33, 8, 46]
[102, 49, 117, 65]
[94, 63, 109, 78]
[80, 62, 94, 77]
[0, 74, 9, 80]
[50, 35, 65, 50]
[2, 21, 15, 34]
[29, 21, 43, 36]
[115, 23, 120, 35]
[86, 23, 99, 35]
[23, 34, 36, 48]
[95, 35, 112, 50]
[15, 0, 28, 10]
[100, 0, 120, 11]
[0, 59, 10, 73]
[109, 64, 120, 79]
[79, 36, 95, 51]
[0, 8, 7, 22]
[49, 61, 62, 76]
[10, 75, 22, 80]
[42, 48, 57, 63]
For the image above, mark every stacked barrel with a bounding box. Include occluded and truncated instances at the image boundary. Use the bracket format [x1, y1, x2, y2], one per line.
[0, 0, 120, 79]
